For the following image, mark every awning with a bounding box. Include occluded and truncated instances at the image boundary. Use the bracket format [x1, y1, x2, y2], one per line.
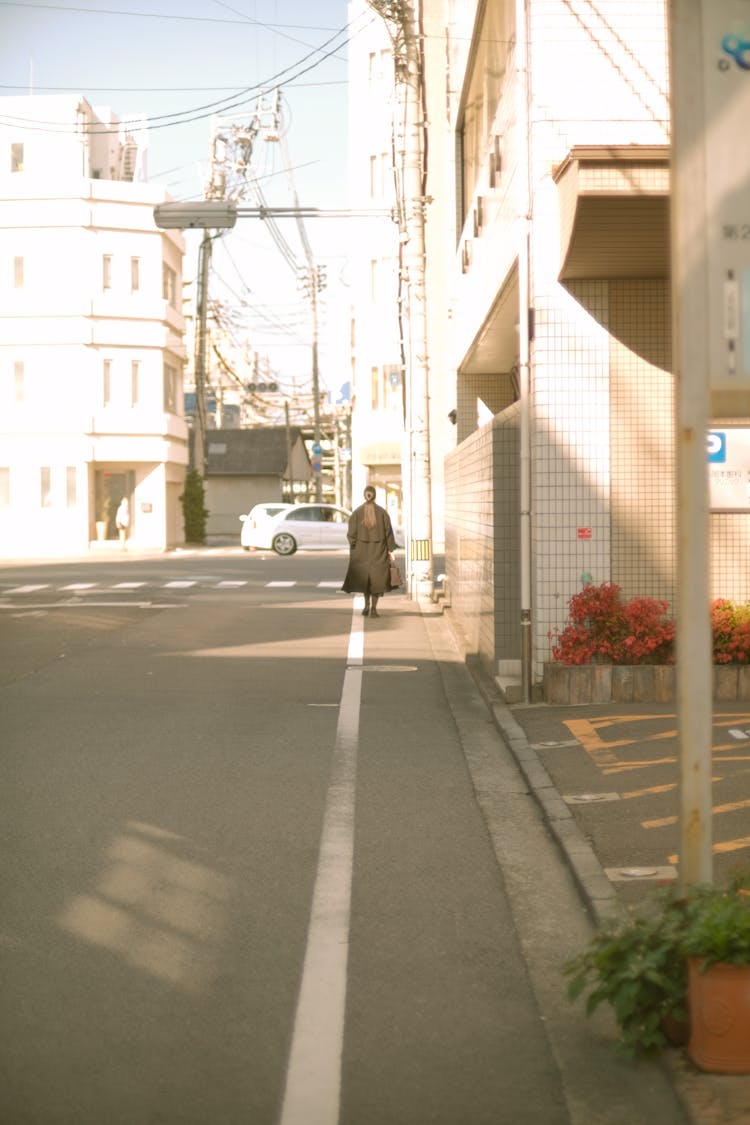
[554, 145, 671, 282]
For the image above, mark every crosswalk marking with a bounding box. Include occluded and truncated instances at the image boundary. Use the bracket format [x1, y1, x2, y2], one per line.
[3, 578, 350, 595]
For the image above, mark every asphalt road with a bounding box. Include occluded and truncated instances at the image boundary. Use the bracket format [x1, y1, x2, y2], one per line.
[0, 548, 687, 1125]
[509, 701, 750, 907]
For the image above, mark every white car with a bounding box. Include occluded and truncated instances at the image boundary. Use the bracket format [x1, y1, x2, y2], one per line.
[247, 503, 352, 555]
[239, 502, 293, 550]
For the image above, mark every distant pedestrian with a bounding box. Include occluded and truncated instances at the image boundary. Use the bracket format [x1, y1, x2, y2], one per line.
[115, 497, 129, 547]
[341, 485, 397, 618]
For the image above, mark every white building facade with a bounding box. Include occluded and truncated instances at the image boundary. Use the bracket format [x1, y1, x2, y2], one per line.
[0, 95, 188, 557]
[444, 0, 750, 689]
[346, 1, 453, 550]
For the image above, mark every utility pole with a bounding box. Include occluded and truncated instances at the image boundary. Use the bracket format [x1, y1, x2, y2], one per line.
[368, 0, 433, 599]
[299, 265, 325, 500]
[669, 0, 750, 886]
[193, 230, 212, 476]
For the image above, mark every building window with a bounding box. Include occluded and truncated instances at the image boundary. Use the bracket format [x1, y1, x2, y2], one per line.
[10, 143, 23, 172]
[13, 360, 24, 403]
[383, 364, 402, 413]
[371, 366, 380, 410]
[103, 359, 112, 406]
[131, 360, 139, 406]
[162, 264, 177, 307]
[40, 466, 52, 508]
[459, 0, 513, 221]
[367, 49, 391, 85]
[66, 466, 77, 507]
[131, 257, 140, 292]
[163, 362, 178, 412]
[0, 467, 9, 507]
[368, 152, 389, 199]
[102, 254, 112, 291]
[13, 256, 23, 288]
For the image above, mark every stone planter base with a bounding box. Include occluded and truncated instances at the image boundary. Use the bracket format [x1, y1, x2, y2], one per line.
[543, 663, 750, 704]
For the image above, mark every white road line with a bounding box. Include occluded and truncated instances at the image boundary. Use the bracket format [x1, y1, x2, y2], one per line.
[60, 583, 95, 590]
[6, 584, 49, 593]
[317, 581, 342, 588]
[164, 580, 197, 588]
[217, 580, 247, 587]
[278, 598, 364, 1125]
[267, 580, 296, 587]
[112, 581, 146, 589]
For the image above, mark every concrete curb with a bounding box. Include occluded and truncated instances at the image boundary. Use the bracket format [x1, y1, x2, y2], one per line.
[448, 635, 726, 1125]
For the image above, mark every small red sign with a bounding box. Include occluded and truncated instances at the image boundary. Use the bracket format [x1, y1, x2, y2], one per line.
[577, 527, 592, 540]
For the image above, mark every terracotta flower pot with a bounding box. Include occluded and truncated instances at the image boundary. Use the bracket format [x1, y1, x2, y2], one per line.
[688, 958, 750, 1074]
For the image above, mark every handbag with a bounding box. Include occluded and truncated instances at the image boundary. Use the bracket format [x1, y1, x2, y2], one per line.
[389, 559, 403, 589]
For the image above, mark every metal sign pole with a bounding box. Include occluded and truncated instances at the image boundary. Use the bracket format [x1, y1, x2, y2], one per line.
[670, 0, 713, 887]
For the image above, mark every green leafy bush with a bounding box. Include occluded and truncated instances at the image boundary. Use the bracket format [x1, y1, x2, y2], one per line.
[565, 871, 750, 1055]
[565, 887, 689, 1056]
[179, 469, 209, 545]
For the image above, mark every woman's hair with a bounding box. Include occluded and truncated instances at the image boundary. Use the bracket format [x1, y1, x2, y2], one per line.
[363, 486, 376, 527]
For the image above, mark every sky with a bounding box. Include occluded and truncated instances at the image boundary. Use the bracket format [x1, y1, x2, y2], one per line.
[0, 0, 375, 399]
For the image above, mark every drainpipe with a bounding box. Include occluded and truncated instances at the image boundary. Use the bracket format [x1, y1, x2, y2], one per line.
[517, 0, 533, 702]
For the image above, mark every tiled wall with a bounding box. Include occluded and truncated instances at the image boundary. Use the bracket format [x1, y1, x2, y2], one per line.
[711, 517, 750, 603]
[456, 371, 516, 444]
[444, 405, 520, 671]
[608, 279, 676, 602]
[532, 282, 612, 675]
[493, 406, 521, 660]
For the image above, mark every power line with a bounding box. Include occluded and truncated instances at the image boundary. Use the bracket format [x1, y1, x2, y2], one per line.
[0, 2, 342, 31]
[0, 22, 355, 135]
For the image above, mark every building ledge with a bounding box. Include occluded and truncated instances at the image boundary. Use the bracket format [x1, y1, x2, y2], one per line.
[554, 145, 671, 282]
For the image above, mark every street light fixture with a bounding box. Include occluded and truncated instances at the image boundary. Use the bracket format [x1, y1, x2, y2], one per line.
[153, 200, 238, 229]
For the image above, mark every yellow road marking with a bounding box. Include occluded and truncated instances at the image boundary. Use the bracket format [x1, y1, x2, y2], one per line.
[603, 757, 677, 774]
[668, 837, 750, 864]
[644, 797, 750, 829]
[623, 782, 678, 798]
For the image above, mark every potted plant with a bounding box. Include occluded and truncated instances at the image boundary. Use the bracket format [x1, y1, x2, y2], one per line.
[564, 870, 750, 1069]
[564, 886, 690, 1056]
[682, 873, 750, 1074]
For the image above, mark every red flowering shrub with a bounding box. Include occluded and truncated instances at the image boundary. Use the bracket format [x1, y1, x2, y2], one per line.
[551, 586, 750, 666]
[711, 599, 750, 664]
[550, 582, 675, 665]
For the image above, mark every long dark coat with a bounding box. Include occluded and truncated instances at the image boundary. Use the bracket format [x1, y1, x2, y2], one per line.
[341, 502, 397, 595]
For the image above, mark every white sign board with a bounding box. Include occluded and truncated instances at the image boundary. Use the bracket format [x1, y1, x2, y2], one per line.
[704, 1, 750, 392]
[708, 427, 750, 508]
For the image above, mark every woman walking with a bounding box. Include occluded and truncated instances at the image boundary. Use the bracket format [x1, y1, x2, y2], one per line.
[341, 485, 397, 617]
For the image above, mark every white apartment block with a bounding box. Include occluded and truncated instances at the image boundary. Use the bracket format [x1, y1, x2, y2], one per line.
[346, 1, 453, 546]
[346, 1, 750, 692]
[444, 0, 750, 688]
[0, 95, 188, 557]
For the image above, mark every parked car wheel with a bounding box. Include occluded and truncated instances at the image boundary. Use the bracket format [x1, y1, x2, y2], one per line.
[272, 531, 297, 556]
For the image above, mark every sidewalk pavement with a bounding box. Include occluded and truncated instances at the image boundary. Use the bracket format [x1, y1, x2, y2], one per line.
[449, 627, 750, 1125]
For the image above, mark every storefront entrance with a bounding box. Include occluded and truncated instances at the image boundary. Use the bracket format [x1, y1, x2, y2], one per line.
[94, 470, 134, 540]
